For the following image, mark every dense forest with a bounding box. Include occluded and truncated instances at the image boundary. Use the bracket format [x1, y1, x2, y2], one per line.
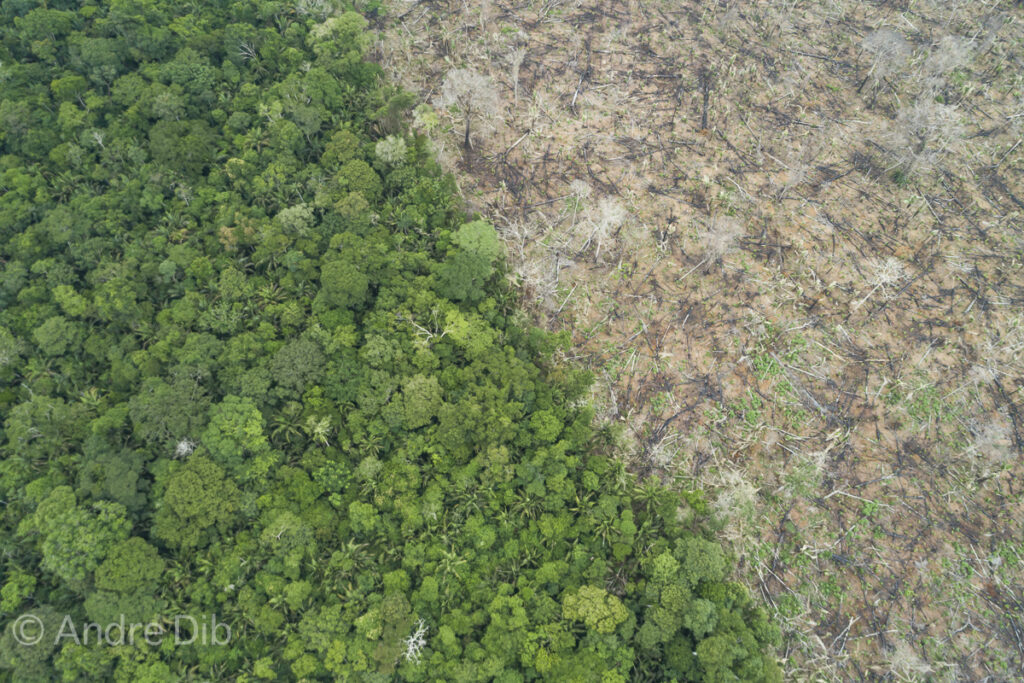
[0, 1, 780, 680]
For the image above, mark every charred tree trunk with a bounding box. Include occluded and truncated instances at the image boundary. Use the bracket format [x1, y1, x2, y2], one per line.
[698, 66, 714, 131]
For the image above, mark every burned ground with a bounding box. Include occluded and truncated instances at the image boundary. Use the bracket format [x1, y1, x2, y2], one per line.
[376, 0, 1024, 679]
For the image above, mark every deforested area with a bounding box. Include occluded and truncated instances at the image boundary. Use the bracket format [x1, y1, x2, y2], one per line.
[374, 0, 1024, 680]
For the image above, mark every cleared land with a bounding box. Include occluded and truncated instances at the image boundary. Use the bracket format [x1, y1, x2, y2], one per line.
[375, 0, 1024, 679]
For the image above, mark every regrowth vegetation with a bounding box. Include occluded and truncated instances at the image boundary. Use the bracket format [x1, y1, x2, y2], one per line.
[0, 2, 779, 681]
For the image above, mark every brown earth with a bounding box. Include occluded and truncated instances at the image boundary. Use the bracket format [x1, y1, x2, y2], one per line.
[373, 0, 1024, 679]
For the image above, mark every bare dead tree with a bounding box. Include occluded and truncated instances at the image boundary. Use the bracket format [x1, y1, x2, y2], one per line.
[401, 619, 428, 664]
[434, 67, 500, 151]
[920, 34, 973, 95]
[963, 413, 1014, 477]
[859, 28, 912, 94]
[882, 99, 964, 176]
[580, 197, 627, 261]
[700, 216, 743, 263]
[925, 34, 972, 78]
[508, 47, 527, 107]
[853, 257, 907, 310]
[885, 640, 934, 679]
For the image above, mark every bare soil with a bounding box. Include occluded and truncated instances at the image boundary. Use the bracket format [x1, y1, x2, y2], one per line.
[375, 0, 1024, 679]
